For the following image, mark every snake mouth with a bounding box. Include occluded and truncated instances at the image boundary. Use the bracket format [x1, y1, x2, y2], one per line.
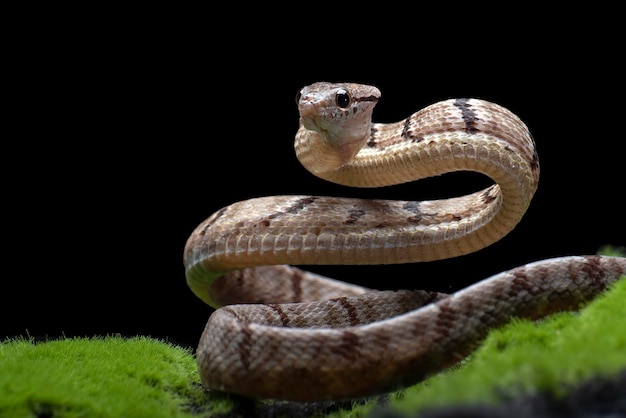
[300, 115, 321, 133]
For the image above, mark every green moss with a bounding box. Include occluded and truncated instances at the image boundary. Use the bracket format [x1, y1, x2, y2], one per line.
[0, 336, 223, 418]
[597, 244, 626, 257]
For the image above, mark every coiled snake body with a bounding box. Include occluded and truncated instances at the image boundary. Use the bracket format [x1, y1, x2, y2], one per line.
[184, 82, 626, 401]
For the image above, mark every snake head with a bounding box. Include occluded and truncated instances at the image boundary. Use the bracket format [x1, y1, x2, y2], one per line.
[296, 82, 380, 170]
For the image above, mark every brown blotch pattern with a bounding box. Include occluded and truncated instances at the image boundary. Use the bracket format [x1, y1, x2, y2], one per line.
[284, 197, 318, 214]
[330, 330, 360, 361]
[367, 126, 378, 147]
[531, 149, 540, 172]
[454, 98, 480, 134]
[344, 209, 366, 225]
[337, 297, 360, 326]
[199, 207, 228, 236]
[481, 185, 498, 204]
[581, 255, 605, 288]
[400, 117, 421, 141]
[431, 302, 457, 345]
[237, 321, 253, 370]
[511, 268, 537, 295]
[256, 197, 319, 227]
[268, 304, 291, 327]
[290, 270, 304, 302]
[403, 201, 427, 223]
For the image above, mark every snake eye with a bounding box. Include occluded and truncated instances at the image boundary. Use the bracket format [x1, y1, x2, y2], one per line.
[335, 89, 351, 109]
[295, 90, 302, 104]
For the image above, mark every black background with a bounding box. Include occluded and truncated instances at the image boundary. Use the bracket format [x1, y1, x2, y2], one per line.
[5, 11, 624, 350]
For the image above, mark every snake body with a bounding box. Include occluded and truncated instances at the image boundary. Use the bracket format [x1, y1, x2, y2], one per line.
[184, 82, 626, 401]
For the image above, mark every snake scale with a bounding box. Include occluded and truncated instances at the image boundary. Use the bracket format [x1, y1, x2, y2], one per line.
[184, 82, 626, 402]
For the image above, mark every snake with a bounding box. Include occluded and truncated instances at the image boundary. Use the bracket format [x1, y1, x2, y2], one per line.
[183, 82, 626, 402]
